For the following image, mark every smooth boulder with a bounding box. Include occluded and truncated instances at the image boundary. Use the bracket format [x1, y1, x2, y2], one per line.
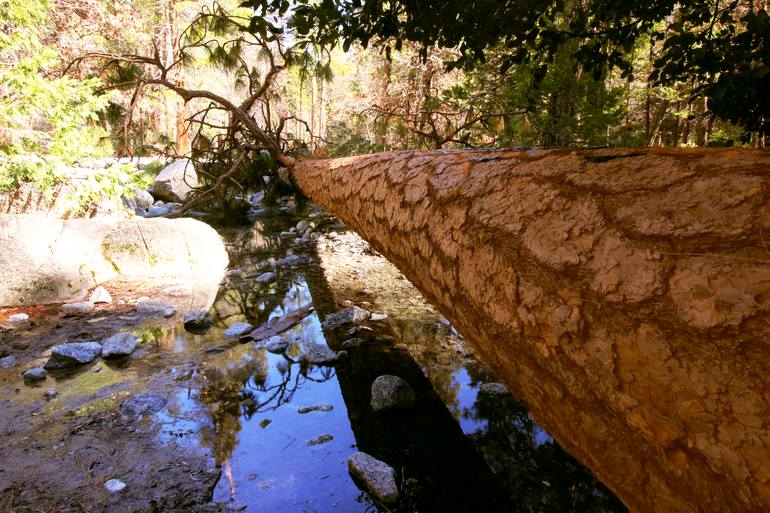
[151, 160, 198, 203]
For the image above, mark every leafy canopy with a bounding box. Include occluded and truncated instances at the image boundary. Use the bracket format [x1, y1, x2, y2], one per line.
[242, 0, 770, 132]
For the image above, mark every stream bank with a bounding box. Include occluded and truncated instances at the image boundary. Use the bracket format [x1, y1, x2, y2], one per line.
[0, 199, 626, 513]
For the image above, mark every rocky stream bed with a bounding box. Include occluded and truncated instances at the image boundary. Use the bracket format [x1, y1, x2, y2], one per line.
[0, 199, 627, 513]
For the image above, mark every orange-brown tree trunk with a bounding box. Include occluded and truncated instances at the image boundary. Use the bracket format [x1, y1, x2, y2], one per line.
[290, 148, 770, 513]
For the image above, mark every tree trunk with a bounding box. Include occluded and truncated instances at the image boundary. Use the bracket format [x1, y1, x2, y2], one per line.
[290, 148, 770, 513]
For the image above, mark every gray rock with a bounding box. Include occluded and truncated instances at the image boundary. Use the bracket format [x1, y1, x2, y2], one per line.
[121, 392, 167, 418]
[479, 382, 511, 396]
[301, 342, 341, 366]
[0, 355, 17, 368]
[321, 306, 371, 331]
[370, 312, 389, 321]
[184, 309, 212, 331]
[22, 367, 47, 382]
[104, 479, 127, 493]
[298, 404, 333, 414]
[347, 452, 400, 505]
[253, 272, 276, 284]
[45, 342, 102, 369]
[102, 332, 138, 358]
[224, 322, 253, 338]
[60, 301, 95, 315]
[44, 389, 58, 399]
[275, 255, 305, 267]
[90, 286, 112, 304]
[296, 220, 311, 233]
[225, 269, 245, 278]
[133, 189, 155, 210]
[136, 300, 176, 318]
[307, 434, 333, 446]
[265, 336, 290, 354]
[370, 375, 416, 412]
[152, 159, 198, 203]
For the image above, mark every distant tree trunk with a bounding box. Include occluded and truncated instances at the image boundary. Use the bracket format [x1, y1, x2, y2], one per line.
[291, 148, 770, 513]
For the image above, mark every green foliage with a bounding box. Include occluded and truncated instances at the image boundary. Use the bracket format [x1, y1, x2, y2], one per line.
[326, 121, 385, 156]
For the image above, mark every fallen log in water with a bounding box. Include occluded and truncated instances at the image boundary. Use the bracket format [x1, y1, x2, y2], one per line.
[290, 147, 770, 513]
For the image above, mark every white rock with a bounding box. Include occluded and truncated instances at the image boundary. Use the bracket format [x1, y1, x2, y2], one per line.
[90, 286, 112, 304]
[104, 479, 126, 492]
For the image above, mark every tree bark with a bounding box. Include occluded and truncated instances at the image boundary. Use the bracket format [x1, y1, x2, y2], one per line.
[290, 147, 770, 513]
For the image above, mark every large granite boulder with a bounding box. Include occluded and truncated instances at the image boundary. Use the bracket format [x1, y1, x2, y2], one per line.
[0, 214, 228, 307]
[151, 159, 199, 203]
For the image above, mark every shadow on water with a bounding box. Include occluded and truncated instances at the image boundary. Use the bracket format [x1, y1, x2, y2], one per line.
[185, 202, 628, 513]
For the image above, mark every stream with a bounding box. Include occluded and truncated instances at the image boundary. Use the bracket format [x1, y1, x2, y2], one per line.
[0, 199, 627, 513]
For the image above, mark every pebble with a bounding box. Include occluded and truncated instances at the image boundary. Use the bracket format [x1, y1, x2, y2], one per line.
[104, 479, 126, 492]
[22, 367, 47, 382]
[224, 322, 253, 338]
[307, 434, 333, 446]
[60, 301, 95, 315]
[89, 286, 113, 304]
[298, 404, 333, 414]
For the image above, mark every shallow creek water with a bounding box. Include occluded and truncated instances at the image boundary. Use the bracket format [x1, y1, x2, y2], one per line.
[0, 202, 627, 513]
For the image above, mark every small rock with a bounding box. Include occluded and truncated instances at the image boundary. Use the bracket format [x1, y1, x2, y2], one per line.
[133, 189, 155, 210]
[44, 389, 58, 400]
[44, 342, 102, 369]
[136, 300, 176, 318]
[253, 272, 276, 284]
[0, 355, 17, 369]
[370, 313, 389, 321]
[6, 313, 29, 325]
[184, 309, 212, 331]
[347, 452, 400, 505]
[296, 220, 311, 232]
[225, 269, 245, 278]
[298, 404, 333, 414]
[60, 301, 95, 315]
[89, 286, 112, 304]
[22, 367, 47, 382]
[479, 382, 511, 396]
[301, 342, 341, 366]
[265, 336, 290, 354]
[121, 393, 167, 418]
[370, 375, 416, 413]
[341, 337, 365, 349]
[104, 479, 127, 493]
[224, 322, 253, 338]
[322, 306, 371, 331]
[102, 333, 138, 358]
[307, 434, 333, 446]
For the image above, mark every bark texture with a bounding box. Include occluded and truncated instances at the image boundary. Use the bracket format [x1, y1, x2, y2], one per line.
[291, 148, 770, 513]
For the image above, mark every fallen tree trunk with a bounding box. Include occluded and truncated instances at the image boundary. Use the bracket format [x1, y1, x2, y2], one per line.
[290, 147, 770, 513]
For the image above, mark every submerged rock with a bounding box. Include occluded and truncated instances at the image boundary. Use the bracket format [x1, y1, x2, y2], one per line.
[307, 434, 334, 446]
[89, 286, 112, 304]
[321, 306, 371, 331]
[265, 336, 290, 354]
[135, 300, 176, 318]
[479, 382, 511, 396]
[370, 375, 416, 413]
[44, 342, 102, 369]
[301, 342, 342, 366]
[347, 452, 400, 505]
[121, 392, 167, 418]
[298, 404, 333, 414]
[60, 301, 95, 315]
[102, 332, 138, 358]
[224, 322, 253, 338]
[22, 367, 47, 382]
[184, 309, 212, 331]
